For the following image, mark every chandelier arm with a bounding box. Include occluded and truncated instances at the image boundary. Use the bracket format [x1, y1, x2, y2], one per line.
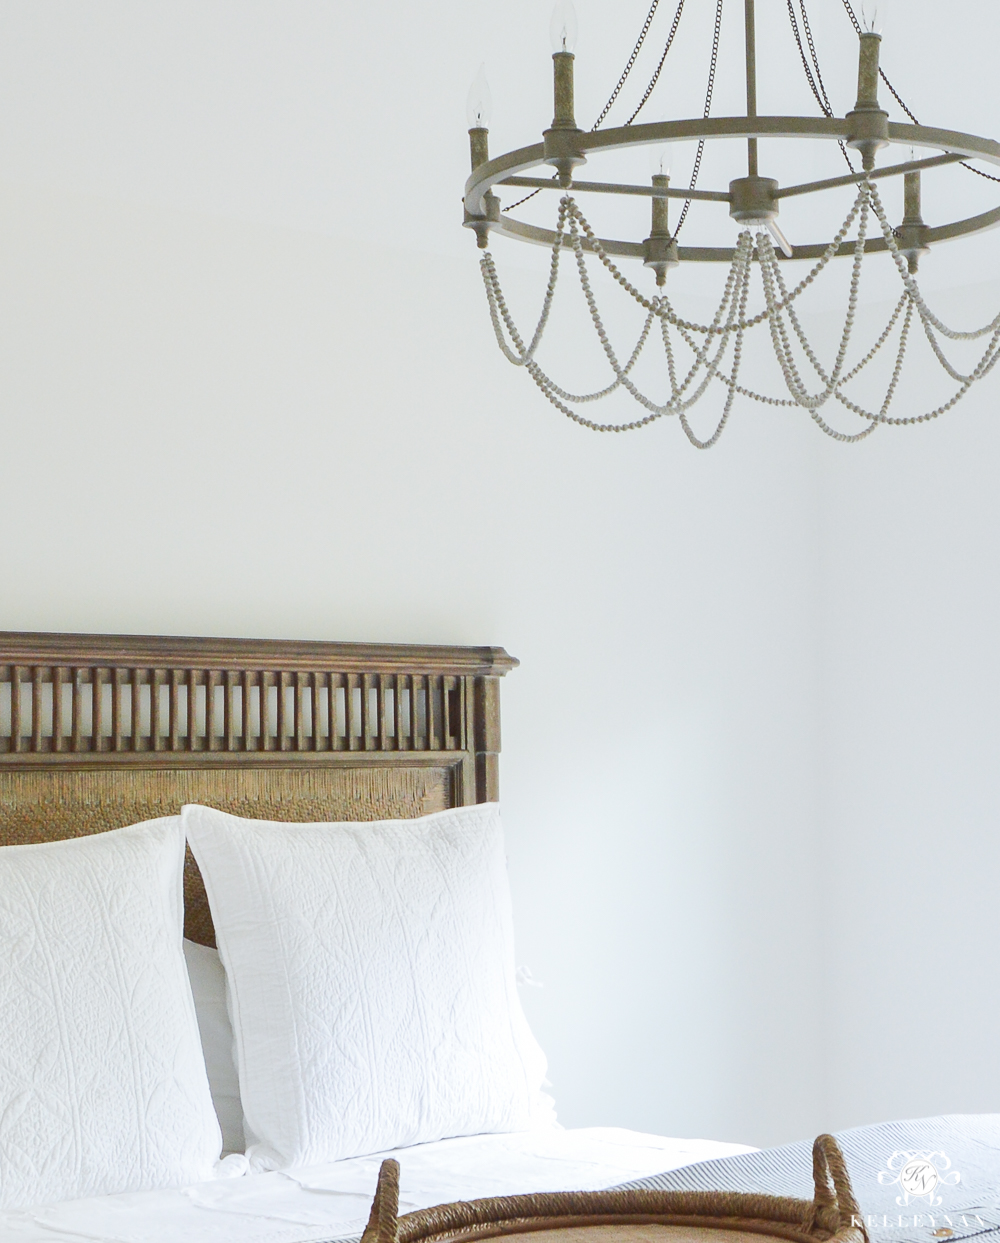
[776, 153, 963, 200]
[503, 152, 957, 204]
[500, 176, 730, 202]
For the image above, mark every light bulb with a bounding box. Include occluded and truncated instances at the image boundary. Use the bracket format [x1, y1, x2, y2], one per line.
[466, 64, 492, 129]
[549, 1, 578, 53]
[860, 0, 886, 34]
[648, 147, 671, 178]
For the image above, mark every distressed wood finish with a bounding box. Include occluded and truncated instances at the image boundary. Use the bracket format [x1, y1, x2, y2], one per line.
[0, 631, 518, 944]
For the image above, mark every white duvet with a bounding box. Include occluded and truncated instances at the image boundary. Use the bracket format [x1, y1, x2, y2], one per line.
[0, 1126, 755, 1243]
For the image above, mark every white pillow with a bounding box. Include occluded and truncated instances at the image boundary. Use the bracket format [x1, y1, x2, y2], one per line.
[183, 939, 246, 1155]
[0, 818, 223, 1209]
[184, 802, 555, 1171]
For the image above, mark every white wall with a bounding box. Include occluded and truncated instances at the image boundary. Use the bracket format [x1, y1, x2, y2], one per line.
[0, 175, 826, 1147]
[816, 279, 1000, 1131]
[2, 0, 1000, 1153]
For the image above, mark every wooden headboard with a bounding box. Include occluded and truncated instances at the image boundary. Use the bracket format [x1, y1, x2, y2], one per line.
[0, 632, 518, 945]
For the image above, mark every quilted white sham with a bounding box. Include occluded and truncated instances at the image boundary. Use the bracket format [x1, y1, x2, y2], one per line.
[0, 818, 223, 1210]
[184, 802, 556, 1171]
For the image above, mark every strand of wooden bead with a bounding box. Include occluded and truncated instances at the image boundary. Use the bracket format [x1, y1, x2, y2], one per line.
[653, 234, 751, 407]
[763, 190, 869, 406]
[652, 185, 866, 337]
[667, 235, 754, 390]
[680, 229, 754, 448]
[665, 234, 752, 414]
[877, 294, 914, 419]
[479, 203, 568, 365]
[756, 238, 875, 440]
[481, 258, 526, 364]
[757, 188, 868, 414]
[832, 308, 1000, 425]
[525, 306, 656, 405]
[659, 301, 680, 399]
[868, 182, 1000, 342]
[837, 293, 908, 387]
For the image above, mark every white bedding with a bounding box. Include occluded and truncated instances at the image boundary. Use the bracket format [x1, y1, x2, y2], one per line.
[0, 1126, 755, 1243]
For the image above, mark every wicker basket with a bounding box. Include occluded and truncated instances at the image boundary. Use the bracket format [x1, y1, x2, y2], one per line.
[359, 1135, 867, 1243]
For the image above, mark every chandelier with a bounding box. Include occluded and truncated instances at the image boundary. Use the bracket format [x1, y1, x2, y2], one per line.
[462, 0, 1000, 447]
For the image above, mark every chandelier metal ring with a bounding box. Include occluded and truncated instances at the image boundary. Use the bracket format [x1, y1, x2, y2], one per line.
[465, 120, 1000, 262]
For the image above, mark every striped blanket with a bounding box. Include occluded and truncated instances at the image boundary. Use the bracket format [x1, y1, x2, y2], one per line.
[622, 1115, 1000, 1243]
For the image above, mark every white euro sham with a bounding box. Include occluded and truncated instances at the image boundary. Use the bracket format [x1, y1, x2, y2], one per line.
[183, 938, 246, 1155]
[0, 818, 223, 1210]
[184, 802, 555, 1171]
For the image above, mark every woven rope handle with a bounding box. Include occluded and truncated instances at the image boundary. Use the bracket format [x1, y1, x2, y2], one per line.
[812, 1135, 863, 1234]
[361, 1158, 401, 1243]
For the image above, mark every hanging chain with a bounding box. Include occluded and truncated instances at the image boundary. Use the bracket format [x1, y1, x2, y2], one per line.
[593, 0, 661, 129]
[673, 0, 723, 238]
[840, 0, 1000, 184]
[623, 0, 688, 126]
[786, 0, 855, 171]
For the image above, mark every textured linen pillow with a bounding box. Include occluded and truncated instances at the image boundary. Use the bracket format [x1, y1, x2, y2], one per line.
[184, 802, 555, 1171]
[0, 818, 224, 1210]
[183, 939, 246, 1155]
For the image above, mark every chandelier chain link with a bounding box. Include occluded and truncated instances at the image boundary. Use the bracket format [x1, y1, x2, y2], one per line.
[786, 0, 855, 173]
[673, 0, 724, 238]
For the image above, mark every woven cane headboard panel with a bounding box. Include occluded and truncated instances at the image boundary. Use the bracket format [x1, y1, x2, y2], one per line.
[0, 632, 518, 945]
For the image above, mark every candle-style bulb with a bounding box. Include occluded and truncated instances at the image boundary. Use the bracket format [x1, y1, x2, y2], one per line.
[649, 147, 671, 178]
[860, 0, 886, 34]
[466, 64, 493, 129]
[550, 1, 578, 53]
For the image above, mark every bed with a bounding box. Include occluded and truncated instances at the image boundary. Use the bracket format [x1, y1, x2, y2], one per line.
[2, 632, 997, 1243]
[0, 630, 753, 1242]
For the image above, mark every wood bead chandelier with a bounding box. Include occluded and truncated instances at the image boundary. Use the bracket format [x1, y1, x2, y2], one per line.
[462, 0, 1000, 446]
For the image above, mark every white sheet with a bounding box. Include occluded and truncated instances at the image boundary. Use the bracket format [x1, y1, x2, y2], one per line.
[0, 1126, 755, 1243]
